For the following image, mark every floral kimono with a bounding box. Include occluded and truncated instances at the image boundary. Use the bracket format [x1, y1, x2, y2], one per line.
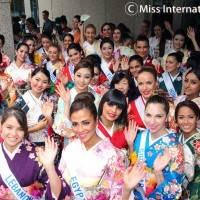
[59, 138, 125, 200]
[0, 140, 70, 199]
[180, 130, 200, 199]
[132, 129, 184, 199]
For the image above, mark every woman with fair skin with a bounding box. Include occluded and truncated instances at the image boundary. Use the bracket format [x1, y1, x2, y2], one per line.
[100, 23, 113, 39]
[100, 38, 117, 83]
[35, 34, 52, 66]
[129, 67, 158, 128]
[23, 36, 36, 65]
[126, 95, 184, 199]
[79, 24, 101, 56]
[61, 43, 83, 89]
[113, 27, 122, 50]
[45, 44, 64, 93]
[110, 70, 139, 103]
[5, 43, 33, 94]
[53, 59, 99, 136]
[62, 33, 74, 64]
[159, 51, 184, 99]
[0, 107, 70, 199]
[97, 89, 128, 149]
[14, 68, 56, 146]
[175, 100, 200, 199]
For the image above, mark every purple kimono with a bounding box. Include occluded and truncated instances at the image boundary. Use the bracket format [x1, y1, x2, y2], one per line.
[0, 140, 70, 199]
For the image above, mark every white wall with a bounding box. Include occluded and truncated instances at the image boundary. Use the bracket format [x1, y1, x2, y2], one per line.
[37, 0, 151, 37]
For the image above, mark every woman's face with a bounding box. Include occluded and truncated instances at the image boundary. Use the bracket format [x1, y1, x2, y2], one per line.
[113, 29, 121, 43]
[25, 39, 35, 54]
[91, 66, 100, 85]
[135, 41, 149, 59]
[68, 49, 82, 66]
[102, 102, 122, 122]
[85, 27, 96, 44]
[30, 72, 49, 95]
[165, 56, 179, 74]
[173, 34, 185, 50]
[63, 36, 73, 49]
[74, 68, 92, 92]
[154, 25, 162, 38]
[176, 106, 197, 135]
[137, 72, 157, 100]
[129, 60, 143, 79]
[101, 43, 113, 60]
[144, 103, 167, 135]
[184, 72, 200, 98]
[16, 45, 29, 63]
[71, 108, 97, 146]
[1, 116, 25, 152]
[41, 38, 52, 50]
[48, 46, 59, 62]
[72, 17, 79, 30]
[102, 25, 112, 38]
[114, 78, 129, 96]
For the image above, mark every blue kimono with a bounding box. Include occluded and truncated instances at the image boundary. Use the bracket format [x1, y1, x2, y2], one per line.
[133, 129, 184, 199]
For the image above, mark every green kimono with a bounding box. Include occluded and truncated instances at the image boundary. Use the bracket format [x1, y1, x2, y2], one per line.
[158, 72, 183, 96]
[181, 131, 200, 199]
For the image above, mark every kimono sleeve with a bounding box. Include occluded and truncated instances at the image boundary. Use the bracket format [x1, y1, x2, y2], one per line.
[149, 143, 184, 199]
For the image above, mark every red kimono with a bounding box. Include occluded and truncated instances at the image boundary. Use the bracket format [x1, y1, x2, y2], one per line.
[97, 120, 128, 149]
[129, 96, 146, 129]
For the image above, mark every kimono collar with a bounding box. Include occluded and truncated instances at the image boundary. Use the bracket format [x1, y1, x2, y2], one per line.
[2, 141, 23, 160]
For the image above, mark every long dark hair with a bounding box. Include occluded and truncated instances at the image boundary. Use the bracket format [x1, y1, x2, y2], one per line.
[110, 70, 138, 102]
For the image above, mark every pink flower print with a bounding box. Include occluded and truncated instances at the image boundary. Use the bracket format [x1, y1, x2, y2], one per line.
[154, 144, 161, 151]
[26, 145, 32, 151]
[29, 153, 35, 159]
[147, 151, 153, 157]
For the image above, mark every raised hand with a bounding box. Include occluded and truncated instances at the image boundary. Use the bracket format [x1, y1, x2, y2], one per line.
[164, 21, 172, 32]
[124, 161, 146, 191]
[37, 136, 58, 170]
[125, 120, 138, 147]
[112, 58, 120, 72]
[153, 148, 171, 172]
[55, 82, 71, 103]
[187, 26, 196, 41]
[41, 98, 54, 118]
[121, 56, 129, 71]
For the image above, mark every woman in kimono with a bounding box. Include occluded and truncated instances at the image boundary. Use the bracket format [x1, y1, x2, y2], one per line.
[58, 97, 125, 199]
[62, 33, 74, 64]
[129, 67, 158, 129]
[53, 58, 100, 136]
[0, 107, 70, 199]
[97, 89, 128, 149]
[14, 67, 57, 146]
[5, 43, 33, 95]
[175, 67, 200, 106]
[79, 23, 101, 56]
[159, 51, 184, 100]
[175, 100, 200, 199]
[44, 44, 65, 94]
[61, 43, 83, 89]
[127, 95, 184, 199]
[110, 70, 139, 104]
[34, 34, 52, 66]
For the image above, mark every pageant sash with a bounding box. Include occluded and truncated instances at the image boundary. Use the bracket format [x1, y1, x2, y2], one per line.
[0, 145, 36, 200]
[46, 61, 57, 84]
[68, 63, 75, 81]
[135, 96, 146, 127]
[97, 121, 114, 139]
[101, 60, 113, 82]
[137, 129, 148, 194]
[67, 162, 86, 200]
[162, 72, 177, 99]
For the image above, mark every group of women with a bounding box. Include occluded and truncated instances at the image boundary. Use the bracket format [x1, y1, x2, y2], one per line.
[0, 18, 199, 200]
